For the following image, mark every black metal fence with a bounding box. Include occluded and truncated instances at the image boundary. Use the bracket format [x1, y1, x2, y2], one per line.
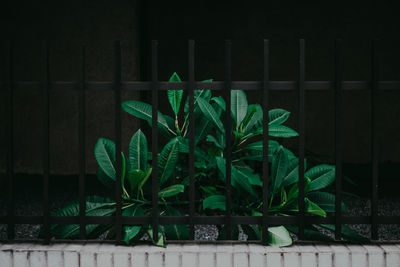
[2, 39, 400, 245]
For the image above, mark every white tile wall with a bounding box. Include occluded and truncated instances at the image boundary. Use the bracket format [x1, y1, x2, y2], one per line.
[1, 243, 400, 267]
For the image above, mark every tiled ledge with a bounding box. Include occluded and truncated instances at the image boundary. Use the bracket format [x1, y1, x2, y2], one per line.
[1, 243, 400, 267]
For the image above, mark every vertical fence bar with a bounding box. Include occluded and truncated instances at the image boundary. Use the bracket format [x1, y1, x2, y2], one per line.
[188, 40, 195, 239]
[371, 39, 379, 240]
[262, 39, 270, 245]
[298, 39, 305, 239]
[224, 40, 232, 239]
[6, 41, 15, 240]
[42, 41, 50, 243]
[151, 40, 159, 239]
[114, 41, 122, 243]
[334, 39, 343, 240]
[79, 45, 86, 239]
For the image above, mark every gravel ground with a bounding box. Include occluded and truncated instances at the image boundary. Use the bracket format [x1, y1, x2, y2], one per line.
[1, 193, 400, 241]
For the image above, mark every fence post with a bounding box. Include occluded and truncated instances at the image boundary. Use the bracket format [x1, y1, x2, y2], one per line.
[262, 39, 270, 245]
[224, 40, 232, 239]
[371, 39, 379, 240]
[6, 41, 15, 240]
[151, 40, 159, 240]
[334, 39, 343, 240]
[298, 39, 305, 239]
[114, 41, 123, 243]
[42, 40, 50, 244]
[78, 45, 87, 239]
[188, 40, 196, 239]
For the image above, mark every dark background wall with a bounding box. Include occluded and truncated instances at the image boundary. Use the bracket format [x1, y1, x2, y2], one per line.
[0, 0, 142, 174]
[1, 0, 400, 176]
[147, 0, 400, 167]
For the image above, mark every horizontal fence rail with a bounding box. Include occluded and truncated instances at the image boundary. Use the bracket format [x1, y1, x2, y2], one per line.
[2, 39, 400, 245]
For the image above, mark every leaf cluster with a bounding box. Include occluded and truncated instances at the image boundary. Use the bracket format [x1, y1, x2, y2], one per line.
[45, 73, 367, 246]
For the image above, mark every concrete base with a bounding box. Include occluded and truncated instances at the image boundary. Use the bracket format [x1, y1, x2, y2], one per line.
[1, 243, 400, 267]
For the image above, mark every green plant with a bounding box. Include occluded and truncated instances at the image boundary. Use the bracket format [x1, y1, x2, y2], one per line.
[46, 72, 367, 246]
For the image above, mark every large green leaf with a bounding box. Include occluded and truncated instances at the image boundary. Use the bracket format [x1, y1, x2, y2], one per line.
[195, 102, 223, 143]
[270, 146, 289, 194]
[242, 104, 262, 135]
[184, 80, 213, 118]
[282, 158, 307, 187]
[128, 129, 148, 171]
[147, 226, 165, 247]
[215, 157, 257, 197]
[164, 206, 189, 240]
[203, 195, 226, 211]
[267, 226, 293, 246]
[94, 138, 116, 180]
[122, 100, 174, 137]
[268, 125, 299, 138]
[126, 169, 146, 193]
[50, 197, 115, 239]
[307, 191, 346, 212]
[197, 97, 225, 133]
[94, 138, 126, 189]
[167, 72, 183, 116]
[122, 205, 144, 244]
[305, 197, 326, 217]
[287, 177, 311, 201]
[234, 164, 262, 186]
[158, 184, 185, 198]
[306, 164, 335, 191]
[211, 96, 226, 111]
[268, 109, 290, 126]
[231, 90, 248, 130]
[158, 138, 180, 185]
[243, 140, 279, 153]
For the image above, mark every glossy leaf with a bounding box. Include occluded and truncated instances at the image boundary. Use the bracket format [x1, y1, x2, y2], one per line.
[270, 146, 289, 194]
[306, 164, 335, 191]
[122, 205, 144, 244]
[126, 169, 146, 192]
[167, 72, 183, 116]
[216, 157, 257, 197]
[164, 206, 189, 240]
[307, 191, 346, 212]
[231, 90, 248, 130]
[128, 129, 148, 171]
[267, 226, 293, 246]
[122, 100, 174, 137]
[158, 184, 185, 198]
[158, 138, 180, 185]
[268, 109, 290, 126]
[184, 80, 213, 117]
[305, 197, 326, 217]
[203, 195, 226, 211]
[212, 96, 226, 111]
[197, 96, 225, 133]
[242, 104, 262, 135]
[268, 125, 299, 138]
[147, 226, 165, 247]
[94, 138, 116, 180]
